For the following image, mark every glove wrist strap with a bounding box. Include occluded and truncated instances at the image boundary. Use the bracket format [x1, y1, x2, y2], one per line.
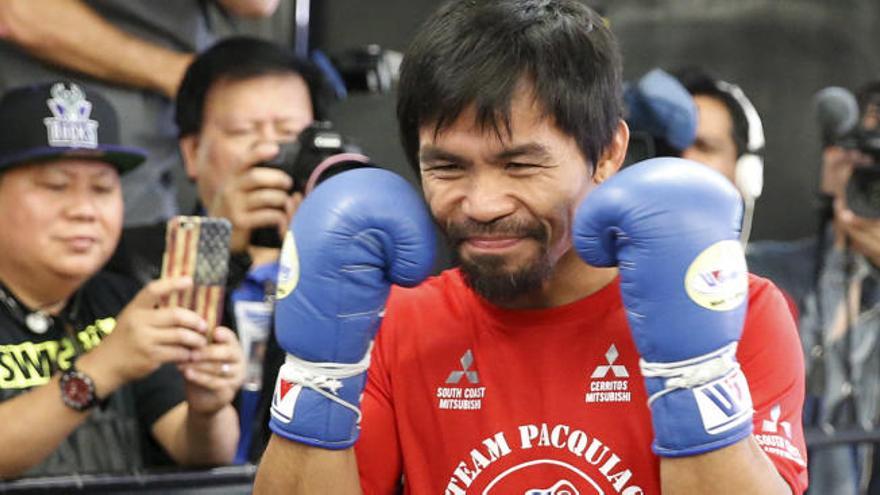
[278, 346, 373, 423]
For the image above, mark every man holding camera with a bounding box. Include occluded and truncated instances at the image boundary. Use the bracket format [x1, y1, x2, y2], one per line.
[109, 36, 326, 461]
[747, 82, 880, 494]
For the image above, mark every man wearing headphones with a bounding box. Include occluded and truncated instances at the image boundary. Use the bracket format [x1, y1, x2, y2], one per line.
[675, 67, 766, 244]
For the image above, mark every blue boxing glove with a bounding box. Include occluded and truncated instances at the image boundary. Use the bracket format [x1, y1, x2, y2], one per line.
[573, 157, 752, 457]
[269, 167, 436, 449]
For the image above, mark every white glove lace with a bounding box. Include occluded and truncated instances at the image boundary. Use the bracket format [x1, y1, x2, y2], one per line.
[640, 342, 740, 406]
[280, 344, 373, 422]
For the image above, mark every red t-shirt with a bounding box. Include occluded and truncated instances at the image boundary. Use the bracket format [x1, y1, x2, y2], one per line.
[355, 270, 807, 494]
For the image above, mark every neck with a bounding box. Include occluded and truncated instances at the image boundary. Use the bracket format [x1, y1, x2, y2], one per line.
[498, 249, 618, 309]
[0, 265, 77, 316]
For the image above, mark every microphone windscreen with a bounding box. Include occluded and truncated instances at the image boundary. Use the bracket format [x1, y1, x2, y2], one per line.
[814, 86, 859, 144]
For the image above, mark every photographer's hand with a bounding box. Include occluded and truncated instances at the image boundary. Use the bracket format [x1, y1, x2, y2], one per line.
[821, 146, 873, 197]
[836, 197, 880, 267]
[208, 143, 295, 253]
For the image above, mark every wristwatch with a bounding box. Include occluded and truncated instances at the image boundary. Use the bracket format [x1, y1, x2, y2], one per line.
[59, 360, 98, 412]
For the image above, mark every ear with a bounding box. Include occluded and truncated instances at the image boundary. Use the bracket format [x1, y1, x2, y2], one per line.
[178, 135, 200, 181]
[593, 120, 629, 184]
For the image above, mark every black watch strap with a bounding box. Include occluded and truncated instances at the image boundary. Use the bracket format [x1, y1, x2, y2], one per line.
[59, 359, 98, 412]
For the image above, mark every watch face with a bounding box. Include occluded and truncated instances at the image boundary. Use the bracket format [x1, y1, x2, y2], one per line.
[61, 371, 95, 410]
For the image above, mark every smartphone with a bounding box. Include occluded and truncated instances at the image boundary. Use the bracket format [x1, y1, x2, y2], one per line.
[160, 216, 232, 341]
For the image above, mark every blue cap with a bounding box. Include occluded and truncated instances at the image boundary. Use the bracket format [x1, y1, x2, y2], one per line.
[624, 68, 697, 152]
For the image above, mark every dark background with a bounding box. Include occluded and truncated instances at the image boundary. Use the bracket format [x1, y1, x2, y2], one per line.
[223, 0, 880, 242]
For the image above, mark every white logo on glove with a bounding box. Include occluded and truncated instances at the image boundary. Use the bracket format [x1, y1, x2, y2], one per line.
[684, 240, 748, 311]
[276, 231, 300, 300]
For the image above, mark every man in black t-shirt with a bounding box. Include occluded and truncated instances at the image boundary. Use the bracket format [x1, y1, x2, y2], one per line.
[0, 81, 245, 478]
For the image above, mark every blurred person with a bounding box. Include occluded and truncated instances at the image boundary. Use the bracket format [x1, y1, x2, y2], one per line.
[254, 0, 807, 493]
[676, 68, 765, 194]
[622, 67, 697, 165]
[0, 0, 282, 227]
[624, 67, 766, 244]
[747, 81, 880, 495]
[0, 81, 244, 478]
[108, 36, 324, 463]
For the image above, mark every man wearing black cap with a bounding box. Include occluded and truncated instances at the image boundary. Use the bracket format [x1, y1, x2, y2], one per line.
[0, 81, 245, 478]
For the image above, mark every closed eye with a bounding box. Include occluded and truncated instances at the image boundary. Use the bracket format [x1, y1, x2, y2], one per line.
[505, 162, 545, 175]
[422, 163, 465, 179]
[38, 181, 68, 192]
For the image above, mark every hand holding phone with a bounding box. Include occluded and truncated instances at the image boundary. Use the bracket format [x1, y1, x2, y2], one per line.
[160, 216, 232, 341]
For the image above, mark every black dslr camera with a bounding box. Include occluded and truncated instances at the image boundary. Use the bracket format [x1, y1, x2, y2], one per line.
[250, 121, 373, 247]
[841, 128, 880, 218]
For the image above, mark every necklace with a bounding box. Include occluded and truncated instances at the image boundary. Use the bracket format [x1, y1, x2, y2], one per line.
[0, 281, 68, 335]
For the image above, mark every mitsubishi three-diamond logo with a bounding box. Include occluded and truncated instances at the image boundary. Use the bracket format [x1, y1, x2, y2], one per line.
[591, 344, 629, 378]
[762, 404, 792, 438]
[447, 349, 480, 384]
[437, 349, 486, 411]
[586, 344, 632, 403]
[754, 403, 806, 467]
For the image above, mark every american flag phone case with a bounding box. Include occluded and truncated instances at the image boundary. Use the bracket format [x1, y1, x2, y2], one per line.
[160, 216, 231, 341]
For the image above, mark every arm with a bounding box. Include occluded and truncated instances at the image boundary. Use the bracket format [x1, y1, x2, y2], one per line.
[151, 402, 240, 466]
[661, 437, 791, 494]
[0, 374, 96, 478]
[254, 437, 362, 494]
[217, 0, 281, 17]
[0, 278, 208, 478]
[0, 0, 193, 98]
[152, 326, 245, 466]
[254, 169, 434, 491]
[573, 158, 804, 494]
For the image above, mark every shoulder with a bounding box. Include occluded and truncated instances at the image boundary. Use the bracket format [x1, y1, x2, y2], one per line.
[106, 222, 167, 286]
[740, 274, 803, 369]
[78, 270, 142, 313]
[386, 268, 471, 317]
[377, 269, 473, 353]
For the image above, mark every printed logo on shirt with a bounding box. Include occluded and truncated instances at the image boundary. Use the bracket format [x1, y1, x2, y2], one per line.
[585, 344, 632, 403]
[755, 404, 806, 467]
[444, 423, 644, 495]
[0, 317, 115, 390]
[525, 479, 580, 495]
[437, 349, 486, 411]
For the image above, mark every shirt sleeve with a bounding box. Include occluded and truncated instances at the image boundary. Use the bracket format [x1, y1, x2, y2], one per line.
[739, 275, 809, 494]
[134, 363, 186, 428]
[355, 318, 404, 494]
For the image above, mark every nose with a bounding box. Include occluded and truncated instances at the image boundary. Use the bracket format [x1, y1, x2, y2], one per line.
[460, 170, 516, 224]
[64, 186, 99, 221]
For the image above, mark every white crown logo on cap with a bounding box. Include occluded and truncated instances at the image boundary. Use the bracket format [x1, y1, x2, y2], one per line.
[43, 83, 99, 149]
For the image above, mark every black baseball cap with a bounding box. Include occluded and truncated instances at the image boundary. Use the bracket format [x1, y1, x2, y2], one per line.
[0, 81, 146, 174]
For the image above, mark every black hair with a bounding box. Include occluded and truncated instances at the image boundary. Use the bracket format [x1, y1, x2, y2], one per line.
[856, 80, 880, 115]
[396, 0, 623, 173]
[175, 36, 326, 137]
[674, 67, 750, 157]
